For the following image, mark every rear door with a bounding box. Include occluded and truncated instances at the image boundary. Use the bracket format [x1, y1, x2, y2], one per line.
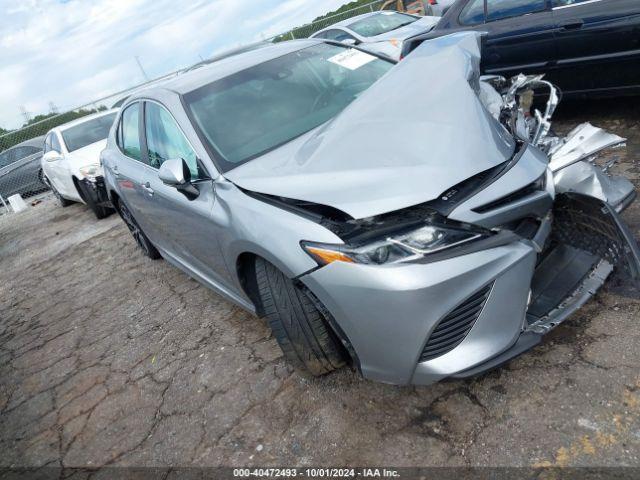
[474, 0, 557, 76]
[550, 0, 640, 94]
[111, 102, 156, 237]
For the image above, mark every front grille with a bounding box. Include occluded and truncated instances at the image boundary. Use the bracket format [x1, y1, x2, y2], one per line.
[419, 284, 493, 362]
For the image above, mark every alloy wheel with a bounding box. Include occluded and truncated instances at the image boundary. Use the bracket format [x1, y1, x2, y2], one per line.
[119, 203, 150, 255]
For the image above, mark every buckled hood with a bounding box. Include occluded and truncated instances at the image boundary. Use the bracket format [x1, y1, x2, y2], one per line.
[226, 33, 516, 220]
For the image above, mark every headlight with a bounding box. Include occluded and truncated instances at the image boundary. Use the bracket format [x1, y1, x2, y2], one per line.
[302, 222, 488, 266]
[79, 164, 101, 180]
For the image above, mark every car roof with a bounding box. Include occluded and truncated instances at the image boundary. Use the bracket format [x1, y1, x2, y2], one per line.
[53, 109, 119, 133]
[10, 135, 45, 150]
[127, 39, 325, 99]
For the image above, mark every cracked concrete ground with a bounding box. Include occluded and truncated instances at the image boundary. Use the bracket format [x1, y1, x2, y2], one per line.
[1, 99, 640, 469]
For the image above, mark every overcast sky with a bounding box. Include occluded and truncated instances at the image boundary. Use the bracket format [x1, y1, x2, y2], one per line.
[0, 0, 349, 130]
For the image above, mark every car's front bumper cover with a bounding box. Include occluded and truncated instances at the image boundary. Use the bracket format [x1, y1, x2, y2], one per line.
[302, 239, 538, 385]
[301, 191, 639, 386]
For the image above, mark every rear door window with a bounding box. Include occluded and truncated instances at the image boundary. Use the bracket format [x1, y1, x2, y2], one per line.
[120, 103, 142, 161]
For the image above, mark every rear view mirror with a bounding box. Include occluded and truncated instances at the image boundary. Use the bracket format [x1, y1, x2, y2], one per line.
[43, 151, 62, 162]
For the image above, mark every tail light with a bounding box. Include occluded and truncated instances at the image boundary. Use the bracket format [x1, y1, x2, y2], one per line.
[428, 0, 438, 4]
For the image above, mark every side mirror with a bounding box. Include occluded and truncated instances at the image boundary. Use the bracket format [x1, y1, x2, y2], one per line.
[158, 158, 199, 199]
[43, 151, 62, 162]
[158, 158, 187, 186]
[342, 38, 358, 46]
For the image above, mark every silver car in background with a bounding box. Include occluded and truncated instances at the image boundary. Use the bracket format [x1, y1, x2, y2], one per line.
[310, 11, 439, 60]
[101, 34, 640, 386]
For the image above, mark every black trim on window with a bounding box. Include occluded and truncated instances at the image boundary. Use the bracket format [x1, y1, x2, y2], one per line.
[139, 101, 151, 166]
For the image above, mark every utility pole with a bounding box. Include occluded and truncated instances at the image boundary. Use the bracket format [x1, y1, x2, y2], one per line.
[134, 56, 150, 82]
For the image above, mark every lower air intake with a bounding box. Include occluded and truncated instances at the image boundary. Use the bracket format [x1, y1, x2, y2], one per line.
[419, 283, 493, 362]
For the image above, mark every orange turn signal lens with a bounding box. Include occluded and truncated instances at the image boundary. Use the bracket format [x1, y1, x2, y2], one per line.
[305, 246, 355, 266]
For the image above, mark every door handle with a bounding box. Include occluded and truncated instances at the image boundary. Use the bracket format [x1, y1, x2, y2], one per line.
[141, 182, 154, 195]
[560, 20, 584, 31]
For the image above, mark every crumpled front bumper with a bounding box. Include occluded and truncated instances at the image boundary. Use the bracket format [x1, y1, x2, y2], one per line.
[300, 187, 639, 386]
[79, 176, 111, 207]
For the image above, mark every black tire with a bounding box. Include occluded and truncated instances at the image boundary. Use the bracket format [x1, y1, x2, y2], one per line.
[47, 177, 73, 207]
[76, 180, 113, 220]
[255, 257, 346, 376]
[116, 199, 161, 259]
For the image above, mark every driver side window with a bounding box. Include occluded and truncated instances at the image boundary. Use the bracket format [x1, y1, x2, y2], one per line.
[144, 102, 202, 179]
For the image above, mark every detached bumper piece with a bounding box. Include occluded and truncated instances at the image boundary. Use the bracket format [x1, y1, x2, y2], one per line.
[81, 176, 112, 208]
[453, 192, 640, 379]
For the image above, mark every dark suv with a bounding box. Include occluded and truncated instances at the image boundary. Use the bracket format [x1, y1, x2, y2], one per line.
[403, 0, 640, 97]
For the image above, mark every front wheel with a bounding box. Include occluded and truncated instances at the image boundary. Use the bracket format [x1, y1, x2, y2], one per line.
[47, 177, 73, 207]
[254, 257, 346, 376]
[117, 200, 161, 260]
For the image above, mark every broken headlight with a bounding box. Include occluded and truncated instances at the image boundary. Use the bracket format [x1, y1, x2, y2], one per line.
[79, 164, 101, 181]
[302, 223, 488, 266]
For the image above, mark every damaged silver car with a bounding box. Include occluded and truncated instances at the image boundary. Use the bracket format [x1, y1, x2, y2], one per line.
[101, 33, 640, 385]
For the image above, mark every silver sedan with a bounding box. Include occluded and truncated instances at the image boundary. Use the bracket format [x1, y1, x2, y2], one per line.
[101, 34, 640, 386]
[310, 11, 439, 60]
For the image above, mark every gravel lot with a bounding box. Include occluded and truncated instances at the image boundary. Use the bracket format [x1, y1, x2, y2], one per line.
[1, 98, 640, 470]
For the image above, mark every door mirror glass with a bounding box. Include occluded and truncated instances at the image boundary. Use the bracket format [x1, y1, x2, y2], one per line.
[43, 151, 62, 162]
[158, 158, 188, 186]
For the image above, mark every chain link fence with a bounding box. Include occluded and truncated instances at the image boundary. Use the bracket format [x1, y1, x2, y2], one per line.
[271, 0, 391, 41]
[0, 0, 398, 215]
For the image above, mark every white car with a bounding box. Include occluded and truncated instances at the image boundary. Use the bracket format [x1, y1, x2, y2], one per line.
[41, 109, 117, 218]
[310, 11, 438, 60]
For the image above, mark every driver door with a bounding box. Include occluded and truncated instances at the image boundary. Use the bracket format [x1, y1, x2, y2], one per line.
[136, 100, 232, 288]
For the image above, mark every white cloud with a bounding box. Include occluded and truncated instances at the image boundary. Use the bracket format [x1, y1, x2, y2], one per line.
[0, 0, 348, 129]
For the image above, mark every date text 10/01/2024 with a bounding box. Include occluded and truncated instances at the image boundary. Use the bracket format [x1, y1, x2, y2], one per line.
[233, 468, 401, 477]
